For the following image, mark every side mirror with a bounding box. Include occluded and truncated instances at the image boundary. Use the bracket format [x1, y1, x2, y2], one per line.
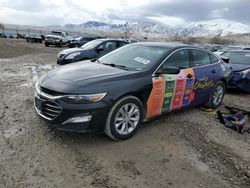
[156, 66, 180, 75]
[220, 56, 229, 63]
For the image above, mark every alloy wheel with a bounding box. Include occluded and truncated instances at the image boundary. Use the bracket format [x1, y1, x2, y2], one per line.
[114, 103, 140, 135]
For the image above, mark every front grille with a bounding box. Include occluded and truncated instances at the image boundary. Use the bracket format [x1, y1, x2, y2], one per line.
[35, 95, 62, 120]
[46, 36, 57, 40]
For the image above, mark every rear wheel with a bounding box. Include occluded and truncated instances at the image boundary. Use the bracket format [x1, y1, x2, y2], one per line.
[105, 96, 144, 141]
[205, 81, 225, 109]
[45, 42, 49, 47]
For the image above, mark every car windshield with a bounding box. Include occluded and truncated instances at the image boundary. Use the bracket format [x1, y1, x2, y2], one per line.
[223, 51, 250, 65]
[99, 44, 169, 70]
[81, 40, 103, 50]
[51, 31, 62, 36]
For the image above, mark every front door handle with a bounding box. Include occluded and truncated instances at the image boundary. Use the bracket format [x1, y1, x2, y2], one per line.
[186, 74, 193, 79]
[211, 69, 216, 73]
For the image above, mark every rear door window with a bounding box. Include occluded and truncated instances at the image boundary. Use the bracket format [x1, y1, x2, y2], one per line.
[190, 49, 211, 67]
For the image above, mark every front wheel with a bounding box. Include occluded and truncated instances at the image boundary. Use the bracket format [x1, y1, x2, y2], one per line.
[205, 81, 225, 109]
[105, 96, 144, 141]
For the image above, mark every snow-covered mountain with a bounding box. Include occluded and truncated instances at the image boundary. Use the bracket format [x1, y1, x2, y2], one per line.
[175, 19, 250, 37]
[63, 19, 250, 37]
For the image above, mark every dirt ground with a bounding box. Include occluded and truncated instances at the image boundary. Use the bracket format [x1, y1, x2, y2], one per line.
[0, 39, 249, 188]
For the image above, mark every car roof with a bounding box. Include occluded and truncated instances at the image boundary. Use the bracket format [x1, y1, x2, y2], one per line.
[133, 42, 199, 49]
[224, 49, 250, 53]
[95, 38, 128, 42]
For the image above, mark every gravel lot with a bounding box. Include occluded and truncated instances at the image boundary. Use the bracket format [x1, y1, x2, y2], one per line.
[0, 39, 249, 188]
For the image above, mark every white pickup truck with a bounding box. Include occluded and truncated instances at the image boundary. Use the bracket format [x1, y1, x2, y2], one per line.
[45, 31, 72, 47]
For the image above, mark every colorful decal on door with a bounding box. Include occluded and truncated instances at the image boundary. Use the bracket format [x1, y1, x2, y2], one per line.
[171, 71, 187, 110]
[181, 69, 195, 107]
[193, 76, 214, 90]
[146, 76, 165, 118]
[162, 74, 176, 112]
[146, 68, 196, 119]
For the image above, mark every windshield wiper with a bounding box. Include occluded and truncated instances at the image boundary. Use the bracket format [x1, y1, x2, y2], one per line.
[103, 63, 128, 70]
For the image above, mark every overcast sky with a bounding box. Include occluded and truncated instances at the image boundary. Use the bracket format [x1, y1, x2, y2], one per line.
[0, 0, 250, 26]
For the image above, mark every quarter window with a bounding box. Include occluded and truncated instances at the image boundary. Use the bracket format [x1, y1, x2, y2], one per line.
[161, 49, 190, 69]
[191, 50, 210, 67]
[210, 54, 219, 64]
[118, 42, 127, 47]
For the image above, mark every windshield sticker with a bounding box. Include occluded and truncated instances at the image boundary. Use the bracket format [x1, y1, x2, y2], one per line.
[134, 57, 150, 64]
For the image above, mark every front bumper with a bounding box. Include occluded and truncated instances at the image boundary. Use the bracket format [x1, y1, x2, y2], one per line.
[34, 91, 110, 133]
[45, 39, 61, 45]
[228, 72, 250, 93]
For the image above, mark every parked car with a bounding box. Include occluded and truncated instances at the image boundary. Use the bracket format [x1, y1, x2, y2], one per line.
[222, 50, 250, 93]
[34, 42, 231, 140]
[67, 37, 96, 48]
[57, 39, 129, 65]
[45, 31, 72, 47]
[214, 46, 245, 56]
[203, 44, 223, 52]
[25, 35, 43, 43]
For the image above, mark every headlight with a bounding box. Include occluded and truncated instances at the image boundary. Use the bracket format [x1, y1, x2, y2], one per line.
[241, 69, 250, 78]
[62, 93, 107, 104]
[65, 52, 81, 60]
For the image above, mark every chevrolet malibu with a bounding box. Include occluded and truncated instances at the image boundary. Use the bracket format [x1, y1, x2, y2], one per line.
[34, 42, 231, 140]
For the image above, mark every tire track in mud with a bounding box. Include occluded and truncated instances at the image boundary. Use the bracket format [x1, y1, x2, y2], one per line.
[168, 118, 250, 188]
[69, 150, 119, 188]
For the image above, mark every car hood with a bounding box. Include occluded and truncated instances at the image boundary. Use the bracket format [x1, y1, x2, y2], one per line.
[230, 63, 250, 72]
[40, 61, 135, 94]
[59, 48, 83, 54]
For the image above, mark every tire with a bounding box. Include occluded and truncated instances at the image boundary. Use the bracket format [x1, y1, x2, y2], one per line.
[58, 40, 63, 47]
[205, 81, 225, 109]
[105, 96, 144, 141]
[45, 42, 49, 47]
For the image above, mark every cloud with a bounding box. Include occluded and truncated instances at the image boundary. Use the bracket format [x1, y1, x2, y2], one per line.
[140, 0, 250, 23]
[0, 0, 250, 26]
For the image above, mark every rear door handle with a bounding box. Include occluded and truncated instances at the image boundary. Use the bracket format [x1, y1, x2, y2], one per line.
[211, 69, 216, 73]
[186, 74, 193, 79]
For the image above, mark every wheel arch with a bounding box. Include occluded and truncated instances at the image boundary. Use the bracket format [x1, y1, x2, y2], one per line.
[113, 89, 151, 119]
[220, 78, 227, 87]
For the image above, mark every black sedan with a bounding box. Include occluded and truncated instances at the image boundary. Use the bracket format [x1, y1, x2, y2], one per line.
[67, 36, 96, 48]
[57, 39, 129, 65]
[35, 42, 231, 140]
[222, 50, 250, 93]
